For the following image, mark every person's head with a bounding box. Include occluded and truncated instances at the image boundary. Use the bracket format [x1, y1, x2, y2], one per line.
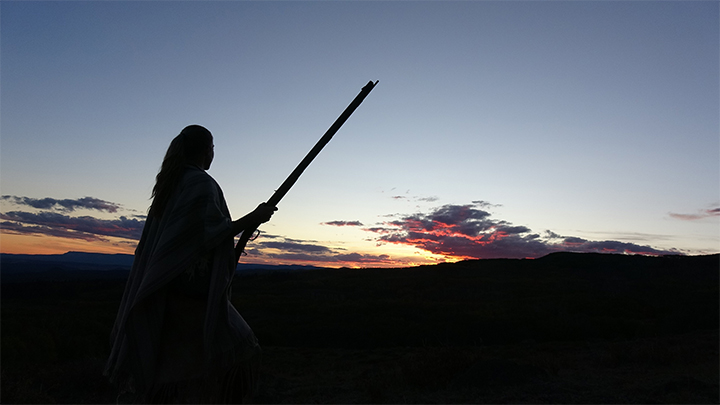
[150, 125, 214, 217]
[176, 124, 214, 170]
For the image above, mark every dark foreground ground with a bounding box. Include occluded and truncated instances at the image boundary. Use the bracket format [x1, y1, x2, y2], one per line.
[2, 252, 718, 403]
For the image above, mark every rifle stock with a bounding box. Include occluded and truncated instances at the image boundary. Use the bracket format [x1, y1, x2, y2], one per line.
[235, 80, 378, 263]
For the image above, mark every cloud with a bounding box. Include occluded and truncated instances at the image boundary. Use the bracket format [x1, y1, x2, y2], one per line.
[363, 202, 680, 259]
[388, 193, 439, 203]
[322, 220, 364, 227]
[258, 240, 333, 254]
[248, 235, 396, 266]
[0, 221, 110, 242]
[0, 211, 144, 241]
[0, 195, 146, 244]
[543, 230, 563, 240]
[560, 239, 675, 256]
[472, 200, 502, 209]
[1, 195, 121, 213]
[253, 251, 394, 265]
[669, 207, 720, 221]
[578, 231, 674, 243]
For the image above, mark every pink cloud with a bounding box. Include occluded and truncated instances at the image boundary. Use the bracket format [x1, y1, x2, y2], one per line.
[364, 202, 680, 260]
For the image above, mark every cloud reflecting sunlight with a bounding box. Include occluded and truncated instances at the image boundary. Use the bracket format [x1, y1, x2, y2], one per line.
[363, 202, 682, 260]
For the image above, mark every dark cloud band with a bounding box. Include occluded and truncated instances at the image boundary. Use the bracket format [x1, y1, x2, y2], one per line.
[0, 211, 144, 241]
[249, 236, 395, 266]
[1, 195, 121, 213]
[322, 220, 364, 227]
[0, 221, 110, 242]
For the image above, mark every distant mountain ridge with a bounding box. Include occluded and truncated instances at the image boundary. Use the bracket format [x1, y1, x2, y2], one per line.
[2, 251, 717, 283]
[2, 251, 135, 267]
[1, 251, 323, 282]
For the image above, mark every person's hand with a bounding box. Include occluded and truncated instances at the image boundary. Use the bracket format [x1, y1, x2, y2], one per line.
[251, 202, 277, 224]
[230, 203, 277, 235]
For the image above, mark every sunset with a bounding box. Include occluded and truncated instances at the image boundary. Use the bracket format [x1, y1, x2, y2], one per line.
[2, 2, 718, 268]
[2, 2, 718, 403]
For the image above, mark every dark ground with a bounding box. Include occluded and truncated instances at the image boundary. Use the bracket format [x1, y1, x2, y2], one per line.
[2, 252, 718, 403]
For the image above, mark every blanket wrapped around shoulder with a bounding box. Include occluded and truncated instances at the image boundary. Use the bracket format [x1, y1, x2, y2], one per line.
[105, 166, 260, 403]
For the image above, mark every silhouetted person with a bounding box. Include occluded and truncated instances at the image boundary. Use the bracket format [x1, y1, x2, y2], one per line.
[105, 125, 275, 403]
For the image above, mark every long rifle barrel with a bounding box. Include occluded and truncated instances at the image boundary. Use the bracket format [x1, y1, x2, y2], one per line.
[235, 80, 378, 262]
[267, 80, 378, 207]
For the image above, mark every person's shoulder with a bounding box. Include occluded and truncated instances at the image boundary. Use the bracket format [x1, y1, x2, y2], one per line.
[181, 166, 219, 191]
[183, 165, 210, 179]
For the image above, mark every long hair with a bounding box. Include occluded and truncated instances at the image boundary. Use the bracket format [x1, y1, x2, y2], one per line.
[150, 125, 213, 218]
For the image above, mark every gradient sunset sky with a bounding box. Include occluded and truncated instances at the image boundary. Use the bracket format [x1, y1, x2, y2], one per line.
[1, 1, 718, 268]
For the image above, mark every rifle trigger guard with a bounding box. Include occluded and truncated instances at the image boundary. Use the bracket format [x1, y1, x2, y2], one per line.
[250, 229, 261, 241]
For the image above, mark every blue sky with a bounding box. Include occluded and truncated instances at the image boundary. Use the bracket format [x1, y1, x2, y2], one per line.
[1, 1, 718, 266]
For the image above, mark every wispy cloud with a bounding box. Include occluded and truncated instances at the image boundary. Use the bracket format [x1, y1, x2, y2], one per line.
[0, 211, 144, 240]
[669, 207, 720, 221]
[1, 195, 122, 213]
[258, 240, 333, 254]
[322, 220, 364, 227]
[363, 202, 680, 259]
[388, 194, 439, 203]
[578, 231, 675, 243]
[0, 220, 111, 242]
[471, 200, 502, 209]
[249, 235, 396, 266]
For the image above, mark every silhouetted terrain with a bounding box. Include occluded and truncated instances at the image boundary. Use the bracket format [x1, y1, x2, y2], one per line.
[2, 252, 718, 403]
[1, 252, 320, 282]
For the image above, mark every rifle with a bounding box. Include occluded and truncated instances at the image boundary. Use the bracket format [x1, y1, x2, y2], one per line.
[235, 80, 379, 263]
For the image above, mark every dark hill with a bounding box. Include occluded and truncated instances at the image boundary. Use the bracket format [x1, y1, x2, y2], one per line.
[1, 251, 135, 267]
[232, 252, 718, 348]
[0, 252, 322, 282]
[2, 252, 717, 403]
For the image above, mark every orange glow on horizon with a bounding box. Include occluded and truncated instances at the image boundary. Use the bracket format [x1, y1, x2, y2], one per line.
[238, 253, 438, 269]
[1, 233, 136, 255]
[1, 233, 452, 268]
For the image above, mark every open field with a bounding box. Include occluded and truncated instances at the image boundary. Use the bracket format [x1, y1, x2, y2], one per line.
[2, 252, 718, 403]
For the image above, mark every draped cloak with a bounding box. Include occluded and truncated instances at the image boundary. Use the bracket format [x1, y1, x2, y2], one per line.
[104, 166, 259, 401]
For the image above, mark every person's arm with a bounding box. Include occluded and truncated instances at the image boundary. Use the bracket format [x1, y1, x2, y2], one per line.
[230, 203, 277, 235]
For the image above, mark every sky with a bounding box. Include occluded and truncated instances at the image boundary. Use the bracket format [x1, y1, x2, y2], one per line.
[1, 1, 718, 268]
